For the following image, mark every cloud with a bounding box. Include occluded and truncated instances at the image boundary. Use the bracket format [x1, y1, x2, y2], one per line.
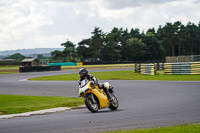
[102, 0, 177, 9]
[0, 0, 97, 50]
[0, 0, 200, 51]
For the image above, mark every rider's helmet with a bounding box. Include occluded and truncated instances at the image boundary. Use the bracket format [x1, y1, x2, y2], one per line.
[79, 68, 88, 78]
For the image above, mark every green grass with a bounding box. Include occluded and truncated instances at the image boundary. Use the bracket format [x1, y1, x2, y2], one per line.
[0, 64, 133, 74]
[0, 65, 19, 74]
[0, 72, 18, 75]
[29, 70, 200, 81]
[61, 64, 134, 71]
[0, 94, 83, 115]
[0, 65, 19, 70]
[62, 64, 134, 68]
[0, 64, 133, 70]
[156, 70, 165, 75]
[101, 124, 200, 133]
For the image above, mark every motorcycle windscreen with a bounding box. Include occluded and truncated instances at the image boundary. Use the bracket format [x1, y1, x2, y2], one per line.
[80, 79, 89, 87]
[103, 82, 110, 89]
[79, 81, 89, 95]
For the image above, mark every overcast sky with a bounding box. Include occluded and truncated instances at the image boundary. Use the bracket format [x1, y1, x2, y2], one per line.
[0, 0, 200, 51]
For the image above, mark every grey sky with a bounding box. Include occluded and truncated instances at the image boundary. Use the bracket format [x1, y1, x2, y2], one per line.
[0, 0, 200, 51]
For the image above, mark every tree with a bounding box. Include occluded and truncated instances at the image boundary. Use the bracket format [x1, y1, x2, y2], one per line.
[61, 40, 77, 61]
[53, 21, 200, 63]
[37, 54, 49, 59]
[147, 28, 156, 35]
[51, 50, 63, 60]
[185, 22, 200, 55]
[102, 27, 122, 61]
[120, 28, 130, 61]
[176, 24, 188, 55]
[89, 27, 105, 59]
[77, 39, 91, 61]
[126, 38, 146, 61]
[130, 28, 140, 38]
[157, 21, 182, 56]
[61, 40, 75, 48]
[143, 32, 165, 60]
[4, 53, 25, 61]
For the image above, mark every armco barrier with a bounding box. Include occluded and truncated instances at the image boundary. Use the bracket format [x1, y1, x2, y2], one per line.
[191, 62, 200, 74]
[140, 64, 156, 75]
[164, 62, 200, 75]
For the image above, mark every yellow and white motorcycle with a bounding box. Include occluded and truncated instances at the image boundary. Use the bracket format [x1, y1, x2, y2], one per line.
[79, 80, 119, 113]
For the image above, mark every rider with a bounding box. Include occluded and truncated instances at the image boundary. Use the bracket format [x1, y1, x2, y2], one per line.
[78, 68, 112, 102]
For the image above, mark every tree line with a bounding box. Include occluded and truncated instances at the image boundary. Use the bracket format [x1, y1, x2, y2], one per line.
[52, 21, 198, 62]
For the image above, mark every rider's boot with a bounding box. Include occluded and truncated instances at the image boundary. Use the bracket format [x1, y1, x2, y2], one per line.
[104, 88, 113, 102]
[99, 83, 113, 102]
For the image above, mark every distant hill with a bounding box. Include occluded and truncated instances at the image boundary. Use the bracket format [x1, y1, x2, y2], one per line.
[0, 48, 64, 58]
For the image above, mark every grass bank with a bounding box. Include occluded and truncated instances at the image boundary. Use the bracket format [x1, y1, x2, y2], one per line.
[29, 70, 200, 81]
[0, 94, 83, 115]
[0, 72, 18, 75]
[101, 123, 200, 133]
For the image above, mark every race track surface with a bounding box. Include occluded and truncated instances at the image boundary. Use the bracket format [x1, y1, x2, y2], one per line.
[0, 68, 200, 133]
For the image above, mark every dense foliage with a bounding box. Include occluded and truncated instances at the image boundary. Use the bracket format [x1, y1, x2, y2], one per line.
[4, 53, 25, 62]
[52, 21, 200, 62]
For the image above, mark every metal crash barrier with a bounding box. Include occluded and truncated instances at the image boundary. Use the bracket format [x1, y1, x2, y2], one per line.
[140, 64, 156, 75]
[164, 62, 200, 75]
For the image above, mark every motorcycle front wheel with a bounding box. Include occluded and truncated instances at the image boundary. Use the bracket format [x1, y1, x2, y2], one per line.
[85, 95, 99, 113]
[109, 93, 119, 110]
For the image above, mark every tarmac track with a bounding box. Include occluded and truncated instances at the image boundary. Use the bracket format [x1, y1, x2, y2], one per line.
[0, 68, 200, 133]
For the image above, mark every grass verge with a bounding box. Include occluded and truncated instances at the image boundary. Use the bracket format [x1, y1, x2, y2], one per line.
[0, 65, 19, 74]
[0, 72, 18, 75]
[0, 64, 133, 74]
[29, 70, 200, 81]
[0, 65, 19, 70]
[101, 123, 200, 133]
[62, 64, 134, 70]
[0, 94, 83, 115]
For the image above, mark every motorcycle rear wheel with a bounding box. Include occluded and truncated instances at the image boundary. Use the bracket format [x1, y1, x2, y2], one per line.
[85, 95, 99, 113]
[109, 93, 119, 110]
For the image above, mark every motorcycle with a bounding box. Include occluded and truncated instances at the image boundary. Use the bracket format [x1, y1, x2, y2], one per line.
[79, 79, 119, 113]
